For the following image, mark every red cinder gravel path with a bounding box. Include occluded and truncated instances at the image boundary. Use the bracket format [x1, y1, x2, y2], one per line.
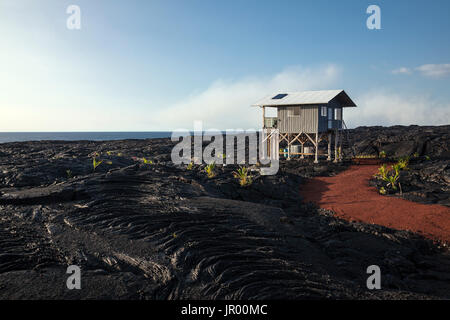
[300, 164, 450, 244]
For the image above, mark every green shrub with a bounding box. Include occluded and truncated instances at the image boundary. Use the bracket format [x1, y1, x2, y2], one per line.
[386, 164, 401, 190]
[375, 163, 400, 191]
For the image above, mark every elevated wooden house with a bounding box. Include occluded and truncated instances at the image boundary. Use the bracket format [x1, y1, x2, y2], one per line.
[252, 90, 357, 163]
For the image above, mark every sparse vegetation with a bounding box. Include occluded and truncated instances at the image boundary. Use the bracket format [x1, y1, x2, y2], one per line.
[205, 162, 216, 178]
[385, 164, 400, 190]
[379, 150, 386, 158]
[1, 125, 449, 299]
[374, 164, 388, 180]
[142, 157, 153, 164]
[92, 156, 103, 172]
[66, 169, 73, 179]
[397, 156, 409, 170]
[355, 154, 377, 159]
[375, 158, 409, 194]
[233, 166, 252, 187]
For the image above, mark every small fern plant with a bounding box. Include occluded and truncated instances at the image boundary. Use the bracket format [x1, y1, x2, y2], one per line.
[385, 164, 401, 190]
[92, 157, 103, 172]
[397, 157, 409, 170]
[233, 166, 252, 187]
[374, 164, 388, 180]
[205, 162, 216, 178]
[142, 157, 153, 164]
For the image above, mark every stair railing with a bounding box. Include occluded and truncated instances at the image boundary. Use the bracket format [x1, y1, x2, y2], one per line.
[341, 120, 356, 158]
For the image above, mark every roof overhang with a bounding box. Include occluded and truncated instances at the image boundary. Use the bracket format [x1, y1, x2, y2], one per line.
[252, 90, 357, 108]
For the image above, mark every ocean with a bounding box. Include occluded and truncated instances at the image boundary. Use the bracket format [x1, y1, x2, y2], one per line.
[0, 132, 173, 143]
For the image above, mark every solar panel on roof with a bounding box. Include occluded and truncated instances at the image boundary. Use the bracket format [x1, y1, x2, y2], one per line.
[272, 93, 288, 99]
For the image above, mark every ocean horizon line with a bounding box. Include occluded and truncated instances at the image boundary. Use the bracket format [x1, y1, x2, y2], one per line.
[0, 131, 174, 143]
[0, 130, 240, 143]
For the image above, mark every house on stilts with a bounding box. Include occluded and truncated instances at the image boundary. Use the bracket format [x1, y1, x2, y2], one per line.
[252, 90, 357, 163]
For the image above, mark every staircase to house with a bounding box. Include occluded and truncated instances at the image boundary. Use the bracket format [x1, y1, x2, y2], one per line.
[340, 120, 356, 159]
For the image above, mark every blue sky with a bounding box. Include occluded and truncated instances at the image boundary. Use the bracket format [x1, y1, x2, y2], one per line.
[1, 0, 449, 131]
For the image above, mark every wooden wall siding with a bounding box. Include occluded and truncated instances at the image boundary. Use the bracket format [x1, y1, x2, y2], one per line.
[278, 105, 318, 133]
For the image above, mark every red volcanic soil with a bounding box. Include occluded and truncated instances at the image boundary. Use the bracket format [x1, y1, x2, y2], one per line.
[300, 165, 450, 244]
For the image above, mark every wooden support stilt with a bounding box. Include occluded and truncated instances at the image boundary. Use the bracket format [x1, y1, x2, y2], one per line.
[287, 134, 291, 160]
[327, 132, 331, 161]
[300, 142, 304, 159]
[262, 106, 265, 129]
[334, 129, 338, 163]
[318, 133, 325, 143]
[314, 132, 319, 164]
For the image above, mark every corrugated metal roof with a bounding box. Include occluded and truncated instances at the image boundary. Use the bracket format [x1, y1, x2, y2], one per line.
[252, 90, 356, 107]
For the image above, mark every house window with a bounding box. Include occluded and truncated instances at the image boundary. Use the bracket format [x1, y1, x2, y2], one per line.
[335, 108, 342, 120]
[321, 106, 327, 117]
[288, 107, 300, 116]
[328, 107, 333, 129]
[287, 109, 293, 117]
